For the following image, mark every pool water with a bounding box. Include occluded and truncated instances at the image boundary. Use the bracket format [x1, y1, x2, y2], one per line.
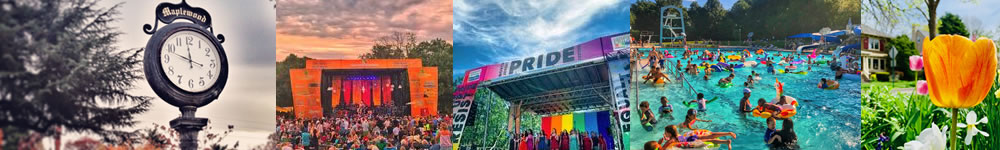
[629, 50, 860, 150]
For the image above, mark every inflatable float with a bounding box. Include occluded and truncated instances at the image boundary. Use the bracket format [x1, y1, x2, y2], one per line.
[789, 60, 804, 64]
[777, 69, 808, 75]
[642, 75, 668, 85]
[807, 49, 818, 59]
[665, 140, 721, 150]
[818, 81, 840, 90]
[756, 49, 765, 54]
[717, 82, 734, 88]
[727, 55, 742, 60]
[752, 80, 800, 119]
[682, 97, 720, 108]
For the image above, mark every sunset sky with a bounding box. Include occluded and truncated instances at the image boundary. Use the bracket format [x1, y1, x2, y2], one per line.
[275, 0, 453, 61]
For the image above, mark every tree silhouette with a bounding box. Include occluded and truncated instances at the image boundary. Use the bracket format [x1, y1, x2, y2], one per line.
[938, 13, 969, 37]
[0, 0, 151, 144]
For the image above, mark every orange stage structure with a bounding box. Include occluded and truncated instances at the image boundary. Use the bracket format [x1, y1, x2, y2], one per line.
[289, 59, 438, 118]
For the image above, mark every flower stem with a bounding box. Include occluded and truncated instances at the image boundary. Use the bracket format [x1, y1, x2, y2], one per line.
[951, 108, 958, 150]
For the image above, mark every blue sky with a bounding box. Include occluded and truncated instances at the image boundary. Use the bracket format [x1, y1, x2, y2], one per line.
[868, 0, 1000, 38]
[452, 0, 632, 80]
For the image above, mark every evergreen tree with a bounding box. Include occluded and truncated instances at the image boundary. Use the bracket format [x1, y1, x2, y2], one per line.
[938, 13, 969, 37]
[0, 0, 151, 143]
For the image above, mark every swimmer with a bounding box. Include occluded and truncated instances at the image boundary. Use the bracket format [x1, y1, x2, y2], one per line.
[680, 109, 711, 130]
[660, 96, 674, 115]
[718, 73, 735, 85]
[739, 89, 753, 112]
[676, 60, 683, 71]
[660, 125, 735, 150]
[690, 93, 708, 111]
[643, 67, 670, 84]
[765, 117, 782, 145]
[640, 101, 658, 125]
[756, 98, 783, 115]
[818, 78, 840, 89]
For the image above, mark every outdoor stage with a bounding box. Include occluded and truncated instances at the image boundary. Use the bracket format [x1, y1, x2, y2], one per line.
[289, 59, 438, 118]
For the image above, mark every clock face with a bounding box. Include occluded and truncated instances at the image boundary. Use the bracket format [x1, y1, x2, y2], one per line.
[159, 30, 222, 93]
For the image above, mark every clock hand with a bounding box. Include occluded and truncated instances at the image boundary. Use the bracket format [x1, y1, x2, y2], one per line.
[171, 53, 206, 67]
[186, 47, 193, 69]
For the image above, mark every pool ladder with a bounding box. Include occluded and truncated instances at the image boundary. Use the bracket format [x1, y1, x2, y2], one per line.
[662, 56, 698, 96]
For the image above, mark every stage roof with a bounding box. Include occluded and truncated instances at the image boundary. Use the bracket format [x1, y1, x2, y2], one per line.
[481, 57, 612, 115]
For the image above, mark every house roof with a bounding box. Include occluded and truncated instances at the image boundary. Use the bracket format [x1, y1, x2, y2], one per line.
[861, 24, 892, 38]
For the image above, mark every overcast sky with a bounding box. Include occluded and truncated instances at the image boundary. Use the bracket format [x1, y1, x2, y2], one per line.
[50, 0, 279, 148]
[274, 0, 453, 61]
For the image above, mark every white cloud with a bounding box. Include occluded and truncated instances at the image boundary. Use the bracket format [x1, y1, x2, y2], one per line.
[454, 0, 623, 63]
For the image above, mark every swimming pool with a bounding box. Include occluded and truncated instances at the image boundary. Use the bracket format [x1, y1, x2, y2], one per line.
[629, 49, 860, 149]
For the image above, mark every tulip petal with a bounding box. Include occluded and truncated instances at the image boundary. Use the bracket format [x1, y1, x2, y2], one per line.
[922, 35, 998, 108]
[982, 131, 990, 137]
[978, 117, 988, 124]
[958, 123, 967, 128]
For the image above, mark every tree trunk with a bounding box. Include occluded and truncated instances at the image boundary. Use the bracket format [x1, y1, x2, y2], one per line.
[927, 0, 938, 40]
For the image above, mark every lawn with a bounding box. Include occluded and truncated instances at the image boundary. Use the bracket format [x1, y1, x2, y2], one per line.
[862, 81, 917, 90]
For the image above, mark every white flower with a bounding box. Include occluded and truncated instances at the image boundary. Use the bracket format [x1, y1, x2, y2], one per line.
[957, 111, 989, 145]
[901, 123, 947, 150]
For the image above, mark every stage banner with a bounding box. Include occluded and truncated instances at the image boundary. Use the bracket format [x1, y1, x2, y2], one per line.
[418, 67, 439, 117]
[606, 51, 631, 149]
[459, 32, 629, 85]
[289, 69, 323, 118]
[331, 76, 342, 108]
[451, 81, 480, 150]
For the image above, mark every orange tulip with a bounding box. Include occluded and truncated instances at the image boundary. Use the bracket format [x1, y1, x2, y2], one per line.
[922, 35, 997, 108]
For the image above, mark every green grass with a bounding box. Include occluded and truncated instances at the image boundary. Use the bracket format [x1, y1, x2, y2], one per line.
[862, 78, 1000, 150]
[862, 81, 917, 90]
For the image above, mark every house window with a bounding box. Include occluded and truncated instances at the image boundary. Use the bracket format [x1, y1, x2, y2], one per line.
[869, 38, 881, 51]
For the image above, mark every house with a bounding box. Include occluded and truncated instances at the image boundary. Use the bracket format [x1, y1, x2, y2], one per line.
[911, 24, 927, 54]
[861, 24, 891, 79]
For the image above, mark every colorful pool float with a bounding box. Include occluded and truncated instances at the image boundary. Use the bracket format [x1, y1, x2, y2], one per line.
[777, 69, 808, 75]
[752, 96, 800, 119]
[727, 55, 742, 60]
[818, 81, 840, 90]
[717, 82, 734, 88]
[682, 97, 719, 108]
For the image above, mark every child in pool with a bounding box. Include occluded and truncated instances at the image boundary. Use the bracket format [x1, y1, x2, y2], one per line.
[640, 101, 657, 126]
[690, 93, 708, 111]
[659, 125, 735, 150]
[676, 60, 683, 71]
[756, 98, 783, 114]
[680, 109, 711, 130]
[754, 72, 762, 81]
[659, 96, 673, 115]
[643, 67, 670, 84]
[765, 117, 782, 145]
[744, 75, 755, 87]
[739, 89, 753, 112]
[718, 73, 734, 85]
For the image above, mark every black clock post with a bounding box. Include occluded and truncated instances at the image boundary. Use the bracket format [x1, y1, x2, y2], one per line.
[142, 1, 228, 150]
[172, 106, 209, 149]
